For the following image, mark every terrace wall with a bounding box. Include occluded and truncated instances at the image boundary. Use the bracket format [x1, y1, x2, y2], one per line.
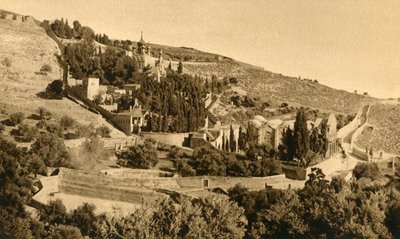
[140, 132, 190, 147]
[352, 146, 368, 161]
[176, 174, 287, 191]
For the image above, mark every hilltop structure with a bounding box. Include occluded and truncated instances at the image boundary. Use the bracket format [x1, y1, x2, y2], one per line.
[130, 32, 166, 82]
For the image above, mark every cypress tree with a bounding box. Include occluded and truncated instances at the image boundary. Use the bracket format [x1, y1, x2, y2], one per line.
[177, 61, 183, 74]
[238, 126, 246, 151]
[293, 109, 309, 160]
[229, 125, 236, 152]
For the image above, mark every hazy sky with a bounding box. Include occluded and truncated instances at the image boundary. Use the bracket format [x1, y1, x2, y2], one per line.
[2, 0, 400, 98]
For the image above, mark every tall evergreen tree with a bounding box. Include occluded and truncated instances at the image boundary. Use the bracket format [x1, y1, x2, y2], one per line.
[238, 126, 246, 151]
[230, 125, 236, 152]
[246, 122, 259, 148]
[177, 61, 183, 74]
[293, 109, 309, 160]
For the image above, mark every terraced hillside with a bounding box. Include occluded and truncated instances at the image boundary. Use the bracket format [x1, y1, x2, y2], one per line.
[184, 61, 376, 114]
[0, 18, 124, 137]
[356, 104, 400, 154]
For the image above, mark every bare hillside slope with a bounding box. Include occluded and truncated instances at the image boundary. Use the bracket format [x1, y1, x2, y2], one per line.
[184, 61, 376, 114]
[0, 18, 124, 137]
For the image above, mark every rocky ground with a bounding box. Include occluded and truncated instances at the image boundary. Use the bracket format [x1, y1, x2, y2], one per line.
[184, 61, 376, 114]
[356, 104, 400, 154]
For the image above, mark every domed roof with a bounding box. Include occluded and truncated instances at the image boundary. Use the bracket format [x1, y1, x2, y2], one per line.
[138, 31, 146, 45]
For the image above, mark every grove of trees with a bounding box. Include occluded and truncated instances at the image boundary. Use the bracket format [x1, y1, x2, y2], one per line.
[174, 144, 282, 177]
[136, 72, 206, 132]
[51, 19, 95, 40]
[228, 167, 400, 239]
[279, 108, 328, 167]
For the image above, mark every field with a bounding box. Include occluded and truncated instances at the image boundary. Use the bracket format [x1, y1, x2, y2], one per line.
[356, 104, 400, 154]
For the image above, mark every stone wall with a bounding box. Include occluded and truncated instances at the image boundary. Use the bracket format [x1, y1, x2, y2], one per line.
[350, 105, 371, 151]
[352, 146, 368, 161]
[59, 169, 173, 204]
[337, 110, 361, 141]
[176, 174, 287, 191]
[140, 132, 190, 147]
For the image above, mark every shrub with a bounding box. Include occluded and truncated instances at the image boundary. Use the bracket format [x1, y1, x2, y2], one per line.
[80, 137, 110, 161]
[30, 133, 71, 167]
[75, 124, 96, 138]
[175, 158, 196, 176]
[45, 80, 64, 99]
[37, 107, 52, 120]
[39, 199, 67, 224]
[60, 115, 76, 130]
[95, 125, 111, 138]
[27, 154, 47, 176]
[353, 162, 381, 180]
[18, 124, 39, 142]
[40, 64, 52, 74]
[9, 112, 25, 126]
[1, 57, 11, 70]
[117, 140, 158, 169]
[46, 122, 63, 137]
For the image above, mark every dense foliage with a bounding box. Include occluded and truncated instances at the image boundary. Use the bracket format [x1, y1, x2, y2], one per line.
[3, 135, 400, 238]
[175, 145, 282, 177]
[136, 72, 206, 132]
[64, 42, 137, 84]
[30, 133, 71, 167]
[117, 140, 158, 169]
[45, 80, 64, 99]
[0, 139, 245, 238]
[228, 168, 400, 239]
[279, 109, 328, 166]
[51, 19, 95, 40]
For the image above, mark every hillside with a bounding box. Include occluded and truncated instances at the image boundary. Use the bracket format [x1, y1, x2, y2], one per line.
[183, 61, 376, 114]
[0, 8, 375, 121]
[356, 103, 400, 154]
[0, 17, 124, 137]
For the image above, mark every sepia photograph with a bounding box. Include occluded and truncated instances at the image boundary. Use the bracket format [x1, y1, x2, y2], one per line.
[1, 0, 400, 238]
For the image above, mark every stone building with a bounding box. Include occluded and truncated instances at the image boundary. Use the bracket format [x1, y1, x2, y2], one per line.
[84, 77, 100, 100]
[132, 32, 153, 71]
[114, 108, 147, 135]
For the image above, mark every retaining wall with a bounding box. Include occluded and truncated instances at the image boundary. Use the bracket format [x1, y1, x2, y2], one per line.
[176, 174, 287, 191]
[59, 169, 173, 204]
[352, 146, 368, 161]
[337, 110, 361, 141]
[140, 132, 190, 147]
[350, 105, 371, 151]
